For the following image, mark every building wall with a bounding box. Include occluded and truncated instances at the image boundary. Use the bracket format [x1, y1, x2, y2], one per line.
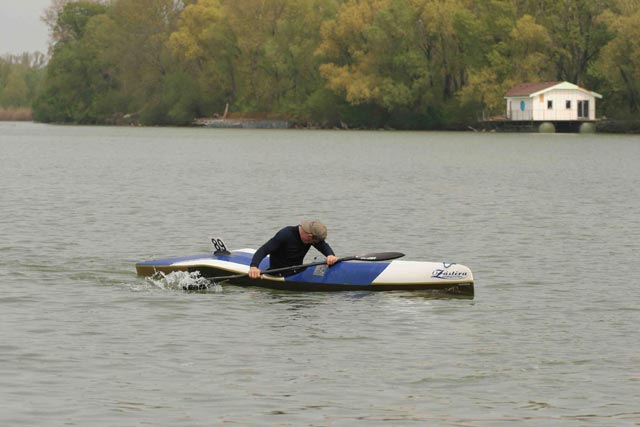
[506, 97, 533, 120]
[532, 89, 597, 121]
[506, 89, 597, 121]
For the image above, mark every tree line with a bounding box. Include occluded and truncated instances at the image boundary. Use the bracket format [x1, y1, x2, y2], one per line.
[21, 0, 640, 128]
[0, 53, 46, 117]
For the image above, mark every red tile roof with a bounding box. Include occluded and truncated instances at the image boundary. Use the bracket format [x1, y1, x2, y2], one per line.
[505, 81, 562, 97]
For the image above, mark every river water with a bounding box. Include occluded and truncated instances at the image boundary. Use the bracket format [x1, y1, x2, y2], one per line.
[1, 122, 639, 426]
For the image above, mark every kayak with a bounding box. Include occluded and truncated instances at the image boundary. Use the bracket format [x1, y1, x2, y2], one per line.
[135, 247, 474, 296]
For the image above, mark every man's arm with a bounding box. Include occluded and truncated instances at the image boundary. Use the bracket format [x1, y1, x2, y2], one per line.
[249, 229, 287, 278]
[314, 241, 338, 266]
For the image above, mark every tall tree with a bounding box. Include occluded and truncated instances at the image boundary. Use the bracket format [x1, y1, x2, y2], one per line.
[169, 0, 335, 117]
[518, 0, 610, 85]
[224, 0, 336, 113]
[33, 2, 111, 122]
[317, 0, 482, 127]
[42, 0, 107, 51]
[1, 68, 29, 107]
[596, 4, 640, 114]
[0, 53, 47, 108]
[107, 0, 184, 124]
[459, 13, 555, 113]
[168, 0, 239, 115]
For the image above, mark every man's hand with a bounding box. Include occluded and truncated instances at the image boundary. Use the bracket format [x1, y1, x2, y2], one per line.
[248, 266, 262, 279]
[326, 255, 338, 266]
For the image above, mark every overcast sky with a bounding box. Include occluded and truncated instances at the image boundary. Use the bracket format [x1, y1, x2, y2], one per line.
[0, 0, 52, 56]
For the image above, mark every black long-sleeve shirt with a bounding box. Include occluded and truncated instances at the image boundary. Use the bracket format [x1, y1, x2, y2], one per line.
[250, 225, 335, 273]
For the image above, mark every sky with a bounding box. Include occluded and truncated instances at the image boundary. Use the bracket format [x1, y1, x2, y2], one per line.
[0, 0, 52, 56]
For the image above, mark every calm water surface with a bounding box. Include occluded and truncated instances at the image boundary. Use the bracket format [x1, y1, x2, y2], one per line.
[1, 122, 639, 426]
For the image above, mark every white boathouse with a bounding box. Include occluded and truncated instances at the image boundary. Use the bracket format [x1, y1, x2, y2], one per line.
[505, 81, 602, 122]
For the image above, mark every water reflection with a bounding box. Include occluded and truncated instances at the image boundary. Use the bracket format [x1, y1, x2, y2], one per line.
[249, 287, 473, 309]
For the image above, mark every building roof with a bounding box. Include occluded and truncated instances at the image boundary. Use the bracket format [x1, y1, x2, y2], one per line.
[505, 81, 562, 97]
[505, 81, 603, 99]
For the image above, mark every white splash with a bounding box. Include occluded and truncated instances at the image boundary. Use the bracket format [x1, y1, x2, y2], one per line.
[146, 270, 223, 292]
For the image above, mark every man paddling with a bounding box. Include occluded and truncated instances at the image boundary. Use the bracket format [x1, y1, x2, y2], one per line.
[248, 220, 338, 279]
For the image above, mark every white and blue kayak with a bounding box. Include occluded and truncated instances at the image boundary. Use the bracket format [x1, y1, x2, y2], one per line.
[136, 242, 474, 296]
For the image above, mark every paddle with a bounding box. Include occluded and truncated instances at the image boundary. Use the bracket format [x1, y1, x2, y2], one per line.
[184, 251, 405, 290]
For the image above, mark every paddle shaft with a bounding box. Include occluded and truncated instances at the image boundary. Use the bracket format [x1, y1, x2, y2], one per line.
[209, 252, 404, 283]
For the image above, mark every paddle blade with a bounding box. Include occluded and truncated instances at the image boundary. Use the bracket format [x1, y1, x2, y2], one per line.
[352, 252, 405, 261]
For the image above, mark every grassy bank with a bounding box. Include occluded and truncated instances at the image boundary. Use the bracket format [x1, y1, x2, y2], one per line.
[0, 107, 33, 121]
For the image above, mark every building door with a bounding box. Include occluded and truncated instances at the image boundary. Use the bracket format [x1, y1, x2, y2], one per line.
[578, 100, 590, 119]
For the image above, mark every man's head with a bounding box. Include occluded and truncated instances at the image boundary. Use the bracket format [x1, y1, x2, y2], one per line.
[300, 220, 327, 244]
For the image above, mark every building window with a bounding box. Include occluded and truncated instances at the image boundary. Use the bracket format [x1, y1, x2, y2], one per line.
[547, 100, 553, 109]
[566, 100, 571, 109]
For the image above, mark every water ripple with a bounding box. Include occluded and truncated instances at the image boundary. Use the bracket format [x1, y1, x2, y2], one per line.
[2, 125, 639, 426]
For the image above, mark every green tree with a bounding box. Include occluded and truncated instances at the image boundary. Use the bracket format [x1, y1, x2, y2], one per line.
[517, 0, 610, 85]
[168, 0, 238, 116]
[33, 1, 111, 122]
[317, 0, 483, 128]
[168, 0, 336, 119]
[106, 0, 183, 124]
[0, 53, 46, 109]
[42, 0, 107, 49]
[35, 0, 185, 124]
[459, 14, 555, 113]
[53, 0, 109, 42]
[596, 5, 640, 115]
[1, 69, 29, 107]
[222, 0, 336, 114]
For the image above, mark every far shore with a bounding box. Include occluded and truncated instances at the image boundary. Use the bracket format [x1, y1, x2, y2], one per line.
[2, 109, 639, 133]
